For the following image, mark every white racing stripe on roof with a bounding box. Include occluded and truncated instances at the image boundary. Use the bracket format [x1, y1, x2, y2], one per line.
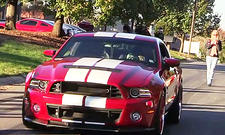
[115, 33, 137, 39]
[64, 58, 101, 82]
[85, 96, 106, 108]
[87, 59, 123, 84]
[94, 32, 116, 37]
[62, 94, 84, 106]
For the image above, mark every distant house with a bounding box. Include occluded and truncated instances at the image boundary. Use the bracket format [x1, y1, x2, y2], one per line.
[20, 10, 44, 19]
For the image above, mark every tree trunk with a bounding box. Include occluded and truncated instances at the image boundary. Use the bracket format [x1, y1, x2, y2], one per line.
[52, 15, 64, 37]
[179, 33, 185, 53]
[5, 0, 18, 30]
[104, 25, 107, 31]
[131, 18, 134, 33]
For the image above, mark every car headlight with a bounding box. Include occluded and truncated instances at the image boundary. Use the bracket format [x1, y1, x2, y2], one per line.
[30, 79, 48, 92]
[129, 88, 151, 98]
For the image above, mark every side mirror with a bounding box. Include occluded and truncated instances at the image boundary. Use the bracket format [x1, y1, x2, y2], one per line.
[43, 50, 56, 57]
[164, 58, 180, 67]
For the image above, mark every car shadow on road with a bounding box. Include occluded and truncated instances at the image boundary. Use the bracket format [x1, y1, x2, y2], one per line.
[183, 87, 225, 94]
[0, 75, 25, 86]
[181, 63, 225, 72]
[164, 104, 225, 135]
[0, 128, 121, 135]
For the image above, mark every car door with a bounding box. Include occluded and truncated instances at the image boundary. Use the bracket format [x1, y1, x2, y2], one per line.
[16, 20, 38, 31]
[159, 43, 178, 109]
[37, 22, 53, 32]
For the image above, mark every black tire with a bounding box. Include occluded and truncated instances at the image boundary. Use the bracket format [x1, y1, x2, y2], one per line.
[22, 99, 38, 129]
[167, 84, 183, 124]
[154, 91, 166, 135]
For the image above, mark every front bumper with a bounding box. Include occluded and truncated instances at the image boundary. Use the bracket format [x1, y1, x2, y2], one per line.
[23, 89, 156, 132]
[24, 117, 155, 133]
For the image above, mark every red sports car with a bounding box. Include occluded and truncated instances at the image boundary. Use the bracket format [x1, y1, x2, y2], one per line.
[22, 32, 183, 135]
[0, 18, 53, 32]
[0, 20, 5, 29]
[16, 18, 53, 32]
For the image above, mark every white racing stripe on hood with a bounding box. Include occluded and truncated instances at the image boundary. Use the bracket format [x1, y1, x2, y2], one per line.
[62, 94, 84, 106]
[64, 58, 101, 82]
[87, 59, 123, 84]
[85, 96, 106, 108]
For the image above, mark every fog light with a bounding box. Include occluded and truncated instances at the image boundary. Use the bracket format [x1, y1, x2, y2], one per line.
[33, 104, 40, 113]
[130, 112, 141, 121]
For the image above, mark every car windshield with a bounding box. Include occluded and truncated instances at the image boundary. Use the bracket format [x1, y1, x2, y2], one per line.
[43, 20, 54, 25]
[55, 37, 158, 67]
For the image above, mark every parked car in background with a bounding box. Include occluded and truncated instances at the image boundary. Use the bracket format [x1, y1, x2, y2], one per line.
[16, 18, 53, 32]
[78, 21, 94, 32]
[22, 32, 183, 135]
[0, 18, 85, 36]
[63, 24, 86, 36]
[0, 19, 5, 29]
[47, 20, 86, 36]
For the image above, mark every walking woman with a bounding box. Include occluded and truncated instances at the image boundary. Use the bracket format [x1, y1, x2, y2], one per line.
[205, 30, 222, 86]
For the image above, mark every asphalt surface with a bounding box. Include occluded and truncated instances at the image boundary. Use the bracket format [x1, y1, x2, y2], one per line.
[0, 62, 225, 135]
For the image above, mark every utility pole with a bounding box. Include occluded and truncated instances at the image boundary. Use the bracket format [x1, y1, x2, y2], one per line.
[188, 0, 197, 55]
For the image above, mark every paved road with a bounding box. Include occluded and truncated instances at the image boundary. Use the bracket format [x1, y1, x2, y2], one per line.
[0, 62, 225, 135]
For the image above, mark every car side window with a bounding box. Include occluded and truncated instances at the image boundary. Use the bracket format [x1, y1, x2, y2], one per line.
[159, 43, 170, 59]
[40, 23, 48, 27]
[20, 20, 37, 26]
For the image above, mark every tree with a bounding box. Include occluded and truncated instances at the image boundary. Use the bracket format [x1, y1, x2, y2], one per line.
[44, 0, 93, 37]
[117, 0, 156, 32]
[0, 0, 18, 30]
[154, 0, 191, 52]
[70, 0, 94, 24]
[155, 0, 220, 52]
[194, 0, 220, 36]
[94, 0, 120, 31]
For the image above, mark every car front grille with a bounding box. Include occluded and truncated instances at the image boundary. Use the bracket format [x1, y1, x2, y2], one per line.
[50, 82, 122, 98]
[47, 104, 121, 126]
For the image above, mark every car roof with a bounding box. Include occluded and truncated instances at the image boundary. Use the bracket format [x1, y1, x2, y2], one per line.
[19, 18, 54, 25]
[74, 32, 160, 43]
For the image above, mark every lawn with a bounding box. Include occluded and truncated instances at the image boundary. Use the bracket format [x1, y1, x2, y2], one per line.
[0, 40, 55, 76]
[170, 50, 200, 61]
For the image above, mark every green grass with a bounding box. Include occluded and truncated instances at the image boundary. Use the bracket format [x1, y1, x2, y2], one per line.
[0, 40, 54, 76]
[170, 50, 199, 61]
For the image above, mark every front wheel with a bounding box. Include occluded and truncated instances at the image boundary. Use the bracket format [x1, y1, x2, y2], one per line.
[22, 98, 38, 129]
[167, 85, 183, 123]
[154, 93, 166, 135]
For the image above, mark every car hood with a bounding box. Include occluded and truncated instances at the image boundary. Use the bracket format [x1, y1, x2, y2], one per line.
[33, 57, 156, 88]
